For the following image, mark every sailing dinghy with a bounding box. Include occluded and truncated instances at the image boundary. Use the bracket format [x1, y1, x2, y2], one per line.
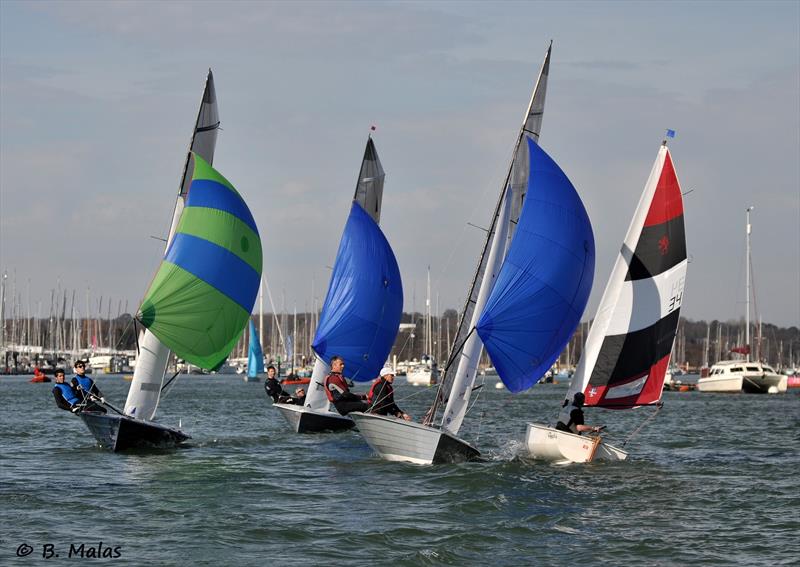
[245, 319, 265, 382]
[527, 139, 687, 464]
[81, 72, 262, 451]
[274, 136, 403, 433]
[350, 44, 589, 464]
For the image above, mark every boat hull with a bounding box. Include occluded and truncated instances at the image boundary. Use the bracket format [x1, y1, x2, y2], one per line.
[274, 403, 354, 433]
[349, 412, 480, 465]
[525, 423, 627, 464]
[696, 374, 787, 393]
[79, 412, 190, 452]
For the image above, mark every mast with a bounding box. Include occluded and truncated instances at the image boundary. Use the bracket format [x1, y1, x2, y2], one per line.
[745, 206, 753, 362]
[435, 43, 552, 433]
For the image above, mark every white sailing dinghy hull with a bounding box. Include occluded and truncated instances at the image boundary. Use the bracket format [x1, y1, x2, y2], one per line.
[274, 403, 354, 433]
[350, 412, 480, 465]
[525, 423, 627, 464]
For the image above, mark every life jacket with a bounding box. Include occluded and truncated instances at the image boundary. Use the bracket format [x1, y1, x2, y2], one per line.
[73, 374, 93, 392]
[324, 373, 348, 402]
[367, 378, 382, 403]
[54, 383, 80, 406]
[367, 378, 393, 405]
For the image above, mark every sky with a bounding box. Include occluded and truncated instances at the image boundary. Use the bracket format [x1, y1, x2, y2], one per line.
[1, 0, 798, 328]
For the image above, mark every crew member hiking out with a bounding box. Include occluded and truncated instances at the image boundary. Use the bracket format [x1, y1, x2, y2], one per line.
[52, 368, 81, 412]
[324, 355, 369, 416]
[70, 360, 107, 414]
[264, 365, 290, 403]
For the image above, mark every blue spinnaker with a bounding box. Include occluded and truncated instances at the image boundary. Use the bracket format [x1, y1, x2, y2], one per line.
[312, 202, 403, 381]
[476, 138, 595, 393]
[247, 319, 265, 379]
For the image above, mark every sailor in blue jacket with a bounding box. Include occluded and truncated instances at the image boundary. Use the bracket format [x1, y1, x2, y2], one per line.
[71, 361, 103, 399]
[70, 361, 107, 414]
[52, 368, 82, 412]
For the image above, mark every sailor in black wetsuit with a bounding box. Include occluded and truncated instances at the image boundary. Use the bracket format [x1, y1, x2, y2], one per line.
[555, 392, 602, 435]
[52, 369, 81, 412]
[285, 387, 306, 406]
[324, 356, 369, 416]
[264, 365, 290, 403]
[70, 361, 106, 414]
[368, 367, 411, 421]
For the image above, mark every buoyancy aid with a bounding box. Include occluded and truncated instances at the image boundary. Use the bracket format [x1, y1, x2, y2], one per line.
[367, 379, 381, 403]
[324, 373, 348, 402]
[73, 374, 93, 392]
[54, 383, 80, 406]
[367, 378, 393, 405]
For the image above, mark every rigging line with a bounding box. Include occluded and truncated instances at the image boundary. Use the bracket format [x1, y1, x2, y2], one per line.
[464, 375, 488, 442]
[160, 371, 181, 394]
[424, 326, 477, 425]
[621, 402, 663, 447]
[261, 274, 286, 355]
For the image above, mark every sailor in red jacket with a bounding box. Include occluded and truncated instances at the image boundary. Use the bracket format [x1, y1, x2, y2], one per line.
[368, 367, 411, 421]
[324, 355, 370, 415]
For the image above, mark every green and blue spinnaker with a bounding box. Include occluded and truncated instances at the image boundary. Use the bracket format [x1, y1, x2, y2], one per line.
[138, 153, 262, 370]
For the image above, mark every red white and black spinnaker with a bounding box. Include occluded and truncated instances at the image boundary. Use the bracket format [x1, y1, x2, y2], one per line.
[527, 139, 687, 463]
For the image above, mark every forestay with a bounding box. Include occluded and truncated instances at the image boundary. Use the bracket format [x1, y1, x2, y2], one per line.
[311, 202, 403, 382]
[137, 153, 262, 370]
[477, 139, 594, 393]
[562, 144, 686, 412]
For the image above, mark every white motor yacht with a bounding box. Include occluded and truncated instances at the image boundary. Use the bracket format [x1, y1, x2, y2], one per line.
[696, 360, 787, 393]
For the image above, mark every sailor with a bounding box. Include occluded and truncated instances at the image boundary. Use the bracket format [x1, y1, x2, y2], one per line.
[324, 355, 369, 415]
[264, 365, 290, 403]
[287, 387, 306, 406]
[368, 367, 411, 421]
[70, 361, 107, 414]
[52, 368, 82, 412]
[555, 392, 603, 435]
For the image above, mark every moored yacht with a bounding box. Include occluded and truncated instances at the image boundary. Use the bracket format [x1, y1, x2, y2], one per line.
[696, 360, 787, 393]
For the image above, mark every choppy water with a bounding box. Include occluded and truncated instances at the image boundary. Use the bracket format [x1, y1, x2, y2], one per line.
[1, 374, 798, 566]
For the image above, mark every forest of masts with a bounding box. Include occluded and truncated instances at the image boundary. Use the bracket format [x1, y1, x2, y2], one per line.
[2, 301, 799, 374]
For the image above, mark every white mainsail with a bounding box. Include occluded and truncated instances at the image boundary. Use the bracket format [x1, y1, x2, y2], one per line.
[124, 70, 220, 420]
[438, 42, 552, 435]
